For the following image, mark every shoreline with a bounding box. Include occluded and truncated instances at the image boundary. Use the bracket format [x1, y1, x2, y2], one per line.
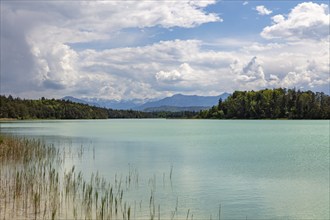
[1, 117, 329, 121]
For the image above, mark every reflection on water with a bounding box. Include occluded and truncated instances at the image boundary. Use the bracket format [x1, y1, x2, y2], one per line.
[1, 119, 329, 219]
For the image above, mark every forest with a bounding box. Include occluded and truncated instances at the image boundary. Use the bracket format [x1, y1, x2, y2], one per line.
[1, 88, 329, 120]
[199, 88, 330, 119]
[0, 95, 109, 119]
[0, 95, 197, 119]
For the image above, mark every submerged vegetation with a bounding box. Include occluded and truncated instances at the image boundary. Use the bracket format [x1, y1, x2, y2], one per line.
[0, 135, 222, 220]
[199, 88, 330, 119]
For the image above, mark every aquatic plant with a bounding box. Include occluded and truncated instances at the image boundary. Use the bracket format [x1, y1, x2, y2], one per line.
[0, 135, 223, 220]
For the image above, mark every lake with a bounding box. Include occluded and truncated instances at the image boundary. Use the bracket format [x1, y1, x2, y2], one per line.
[1, 119, 329, 219]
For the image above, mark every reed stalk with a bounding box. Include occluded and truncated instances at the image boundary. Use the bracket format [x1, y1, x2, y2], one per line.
[1, 135, 225, 220]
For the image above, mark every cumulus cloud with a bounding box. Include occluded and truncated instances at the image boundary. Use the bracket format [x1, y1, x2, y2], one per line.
[256, 5, 273, 15]
[1, 1, 329, 99]
[261, 2, 330, 40]
[0, 1, 220, 98]
[231, 57, 267, 90]
[79, 37, 329, 96]
[155, 63, 193, 83]
[30, 42, 79, 89]
[78, 40, 225, 95]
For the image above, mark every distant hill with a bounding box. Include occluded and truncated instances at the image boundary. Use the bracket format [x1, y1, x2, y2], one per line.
[82, 98, 144, 110]
[62, 96, 143, 110]
[143, 106, 210, 112]
[62, 96, 100, 106]
[135, 93, 230, 111]
[62, 93, 230, 111]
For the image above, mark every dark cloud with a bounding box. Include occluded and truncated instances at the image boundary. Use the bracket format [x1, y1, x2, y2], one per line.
[0, 7, 37, 94]
[42, 79, 66, 90]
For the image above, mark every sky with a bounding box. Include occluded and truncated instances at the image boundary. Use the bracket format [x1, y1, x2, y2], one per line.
[1, 0, 329, 100]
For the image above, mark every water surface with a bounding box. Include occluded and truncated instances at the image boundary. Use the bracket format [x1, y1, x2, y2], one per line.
[1, 119, 329, 219]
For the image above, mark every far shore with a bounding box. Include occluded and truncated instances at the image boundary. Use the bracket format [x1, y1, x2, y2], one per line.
[0, 118, 18, 121]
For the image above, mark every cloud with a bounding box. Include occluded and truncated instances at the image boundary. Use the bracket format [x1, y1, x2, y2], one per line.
[231, 57, 267, 90]
[79, 39, 240, 96]
[30, 42, 79, 89]
[1, 1, 329, 99]
[3, 36, 329, 99]
[3, 1, 221, 35]
[0, 1, 221, 98]
[78, 37, 329, 97]
[78, 40, 220, 95]
[256, 5, 273, 15]
[155, 63, 193, 83]
[261, 2, 330, 40]
[243, 2, 249, 6]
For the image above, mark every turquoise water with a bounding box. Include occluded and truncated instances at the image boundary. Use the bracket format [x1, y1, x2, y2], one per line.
[1, 119, 329, 219]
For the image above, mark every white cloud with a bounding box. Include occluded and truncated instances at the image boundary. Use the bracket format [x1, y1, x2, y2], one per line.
[3, 35, 329, 99]
[0, 1, 221, 98]
[0, 1, 329, 99]
[155, 63, 193, 83]
[4, 35, 329, 99]
[261, 2, 330, 40]
[3, 1, 221, 35]
[29, 41, 79, 89]
[231, 57, 267, 90]
[243, 2, 249, 6]
[78, 37, 329, 97]
[256, 5, 273, 15]
[281, 71, 313, 89]
[155, 69, 183, 82]
[271, 15, 285, 24]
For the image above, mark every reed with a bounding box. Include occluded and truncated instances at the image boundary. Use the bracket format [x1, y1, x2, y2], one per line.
[170, 165, 173, 181]
[219, 204, 221, 220]
[1, 134, 225, 220]
[186, 209, 190, 220]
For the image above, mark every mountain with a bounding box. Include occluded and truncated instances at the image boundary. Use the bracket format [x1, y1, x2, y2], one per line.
[62, 96, 144, 110]
[135, 93, 230, 111]
[62, 96, 100, 106]
[83, 98, 144, 110]
[62, 93, 230, 111]
[143, 106, 210, 112]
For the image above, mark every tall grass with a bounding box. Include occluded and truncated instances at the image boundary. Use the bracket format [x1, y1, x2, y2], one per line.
[0, 134, 222, 220]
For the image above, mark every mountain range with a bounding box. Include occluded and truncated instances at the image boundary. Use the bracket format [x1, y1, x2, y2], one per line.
[62, 93, 230, 112]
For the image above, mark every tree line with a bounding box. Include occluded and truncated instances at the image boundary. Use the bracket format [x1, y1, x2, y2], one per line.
[199, 88, 330, 119]
[0, 95, 198, 119]
[108, 109, 197, 119]
[1, 88, 329, 120]
[0, 95, 109, 119]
